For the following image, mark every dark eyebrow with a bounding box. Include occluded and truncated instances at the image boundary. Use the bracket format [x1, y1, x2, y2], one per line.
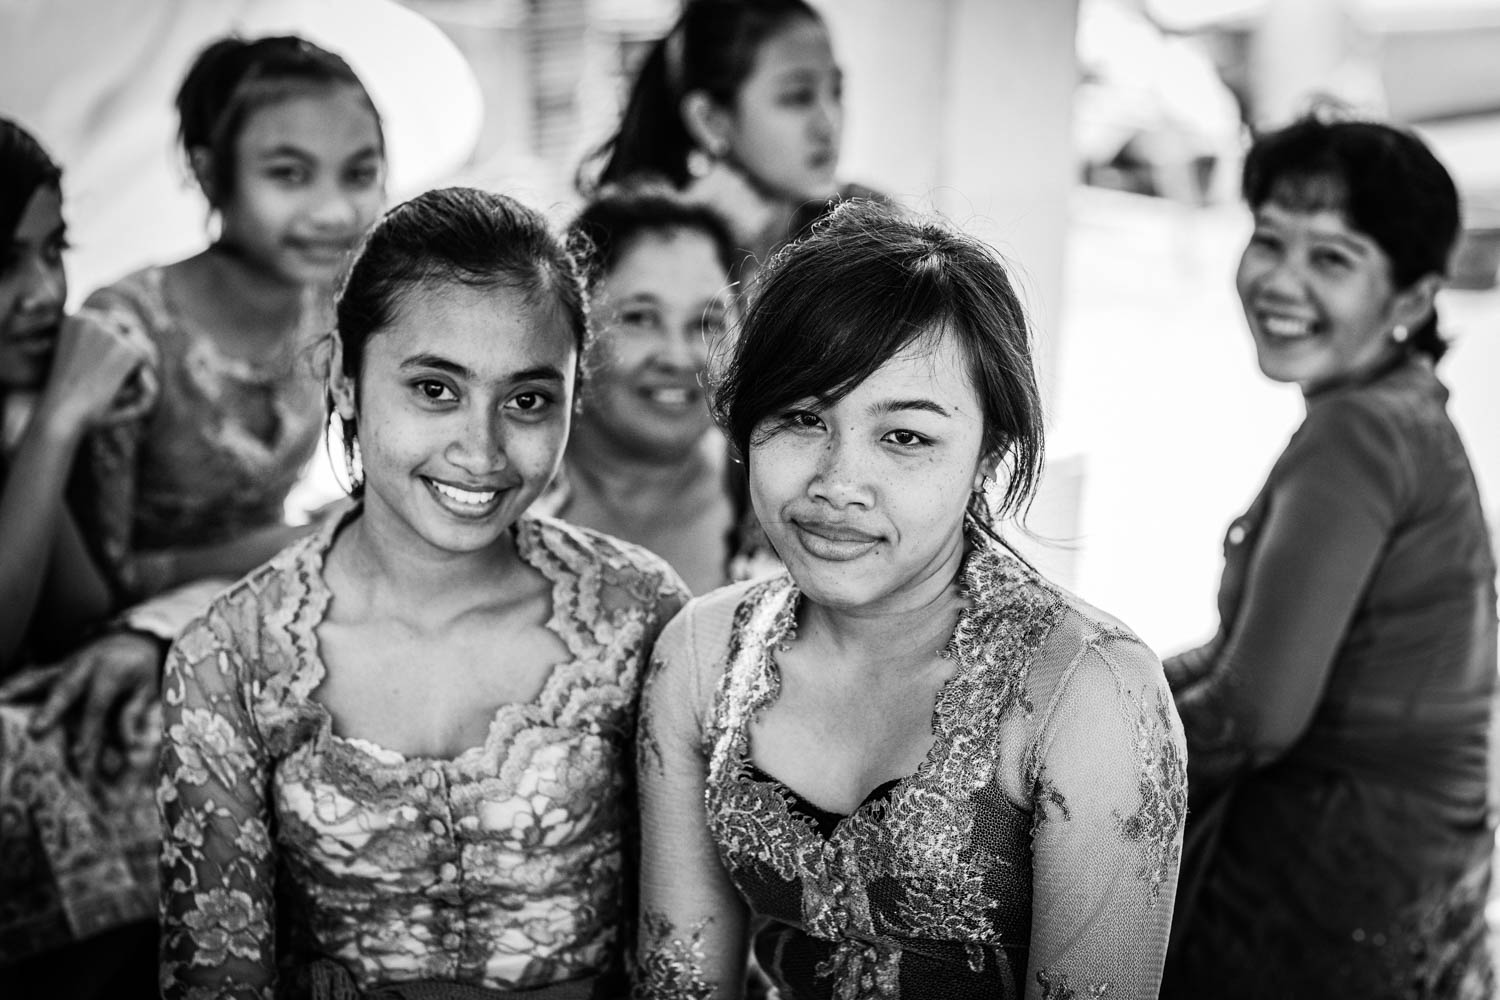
[510, 365, 566, 384]
[400, 354, 472, 379]
[1322, 233, 1374, 256]
[256, 145, 315, 162]
[616, 292, 662, 307]
[873, 398, 951, 418]
[399, 356, 566, 385]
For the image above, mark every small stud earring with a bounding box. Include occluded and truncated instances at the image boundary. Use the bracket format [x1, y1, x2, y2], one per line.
[1391, 324, 1410, 344]
[687, 147, 716, 179]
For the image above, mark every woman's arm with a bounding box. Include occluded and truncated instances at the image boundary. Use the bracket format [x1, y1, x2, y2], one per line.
[635, 605, 749, 1000]
[133, 522, 315, 596]
[1025, 633, 1188, 999]
[0, 315, 146, 669]
[1171, 400, 1403, 793]
[159, 612, 277, 1000]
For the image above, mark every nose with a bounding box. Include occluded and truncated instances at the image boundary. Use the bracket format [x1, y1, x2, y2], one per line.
[445, 405, 507, 476]
[307, 181, 360, 232]
[1252, 246, 1306, 300]
[808, 436, 872, 509]
[659, 323, 708, 372]
[812, 90, 842, 144]
[18, 255, 65, 315]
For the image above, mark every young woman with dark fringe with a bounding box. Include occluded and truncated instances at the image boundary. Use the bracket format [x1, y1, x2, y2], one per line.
[635, 200, 1187, 999]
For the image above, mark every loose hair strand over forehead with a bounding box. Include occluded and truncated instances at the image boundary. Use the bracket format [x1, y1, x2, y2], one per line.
[715, 199, 1045, 519]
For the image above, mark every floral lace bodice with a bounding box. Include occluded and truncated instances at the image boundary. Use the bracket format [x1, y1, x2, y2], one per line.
[158, 511, 688, 1000]
[635, 529, 1188, 999]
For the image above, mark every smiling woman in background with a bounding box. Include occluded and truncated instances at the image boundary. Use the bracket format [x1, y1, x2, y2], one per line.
[634, 200, 1186, 999]
[76, 34, 386, 602]
[542, 186, 746, 593]
[581, 0, 874, 284]
[1162, 114, 1497, 998]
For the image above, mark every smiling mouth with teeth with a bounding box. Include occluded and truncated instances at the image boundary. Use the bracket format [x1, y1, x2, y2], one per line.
[644, 387, 695, 406]
[1260, 315, 1315, 339]
[431, 480, 498, 505]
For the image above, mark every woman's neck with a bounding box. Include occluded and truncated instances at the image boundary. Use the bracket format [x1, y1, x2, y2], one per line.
[332, 504, 522, 623]
[797, 541, 969, 674]
[172, 243, 313, 351]
[566, 419, 722, 505]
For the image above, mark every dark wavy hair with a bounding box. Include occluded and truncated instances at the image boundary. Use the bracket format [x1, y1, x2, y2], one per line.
[0, 118, 62, 242]
[1242, 113, 1461, 361]
[175, 34, 383, 208]
[566, 183, 736, 289]
[580, 0, 822, 193]
[715, 199, 1045, 521]
[332, 187, 588, 496]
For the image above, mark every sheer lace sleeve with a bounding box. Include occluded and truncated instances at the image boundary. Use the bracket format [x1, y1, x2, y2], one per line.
[635, 601, 749, 1000]
[158, 609, 276, 1000]
[1025, 628, 1187, 999]
[1171, 396, 1404, 793]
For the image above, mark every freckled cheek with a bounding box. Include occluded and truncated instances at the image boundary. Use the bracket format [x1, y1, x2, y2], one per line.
[504, 423, 569, 483]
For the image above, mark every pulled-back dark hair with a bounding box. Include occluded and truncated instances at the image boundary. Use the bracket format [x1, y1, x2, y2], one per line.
[716, 199, 1044, 520]
[332, 186, 588, 495]
[581, 0, 822, 192]
[567, 183, 736, 288]
[176, 34, 383, 208]
[1242, 113, 1461, 361]
[0, 118, 62, 241]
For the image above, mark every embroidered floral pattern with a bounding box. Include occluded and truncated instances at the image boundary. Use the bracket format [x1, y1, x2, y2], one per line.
[159, 512, 686, 998]
[1114, 688, 1189, 905]
[634, 910, 716, 1000]
[1036, 968, 1112, 998]
[689, 523, 1186, 998]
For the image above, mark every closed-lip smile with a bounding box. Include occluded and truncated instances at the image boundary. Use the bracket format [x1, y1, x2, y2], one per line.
[793, 518, 880, 560]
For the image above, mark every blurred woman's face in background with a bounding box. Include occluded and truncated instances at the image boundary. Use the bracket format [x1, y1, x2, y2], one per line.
[1236, 198, 1407, 393]
[0, 184, 66, 391]
[586, 227, 732, 461]
[217, 84, 386, 287]
[722, 17, 843, 204]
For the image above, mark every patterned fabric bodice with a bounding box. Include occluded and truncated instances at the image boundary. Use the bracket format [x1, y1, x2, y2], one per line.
[635, 526, 1188, 1000]
[159, 511, 688, 999]
[78, 266, 325, 594]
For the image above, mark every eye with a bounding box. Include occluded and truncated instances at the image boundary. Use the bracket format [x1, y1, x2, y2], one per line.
[345, 162, 382, 188]
[779, 87, 817, 108]
[883, 429, 930, 448]
[267, 163, 311, 185]
[787, 409, 824, 431]
[1311, 247, 1353, 271]
[617, 307, 659, 330]
[505, 391, 554, 416]
[413, 379, 456, 403]
[1247, 230, 1282, 253]
[42, 236, 70, 266]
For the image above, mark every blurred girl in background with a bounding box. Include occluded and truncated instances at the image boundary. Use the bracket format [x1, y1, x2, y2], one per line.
[0, 116, 160, 1000]
[1163, 115, 1496, 998]
[582, 0, 873, 284]
[78, 34, 386, 601]
[546, 186, 746, 593]
[159, 187, 687, 998]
